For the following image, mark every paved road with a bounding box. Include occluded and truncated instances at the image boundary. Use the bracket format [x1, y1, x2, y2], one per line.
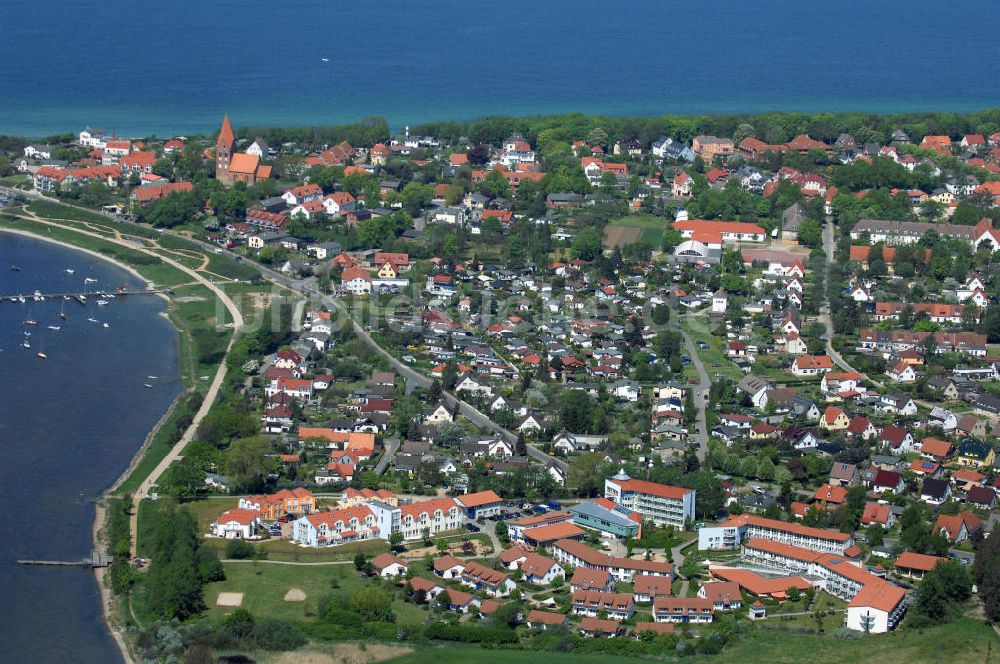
[820, 215, 883, 384]
[374, 434, 400, 475]
[679, 327, 710, 462]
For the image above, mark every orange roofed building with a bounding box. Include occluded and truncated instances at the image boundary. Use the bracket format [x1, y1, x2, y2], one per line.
[215, 115, 271, 186]
[604, 470, 695, 528]
[672, 219, 766, 245]
[237, 487, 317, 521]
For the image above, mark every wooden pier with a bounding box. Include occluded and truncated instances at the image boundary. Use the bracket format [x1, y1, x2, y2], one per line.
[17, 550, 112, 568]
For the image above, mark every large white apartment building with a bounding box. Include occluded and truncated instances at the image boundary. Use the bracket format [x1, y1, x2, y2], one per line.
[741, 538, 907, 633]
[698, 514, 854, 555]
[604, 471, 695, 528]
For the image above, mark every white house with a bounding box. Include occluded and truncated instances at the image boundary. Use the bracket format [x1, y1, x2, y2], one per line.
[844, 584, 907, 634]
[455, 375, 493, 397]
[211, 509, 261, 539]
[424, 403, 454, 424]
[711, 290, 728, 314]
[612, 379, 640, 402]
[372, 553, 409, 578]
[886, 362, 917, 383]
[341, 267, 372, 295]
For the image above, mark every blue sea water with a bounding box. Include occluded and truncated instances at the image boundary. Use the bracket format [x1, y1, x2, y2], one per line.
[0, 232, 181, 663]
[1, 0, 999, 138]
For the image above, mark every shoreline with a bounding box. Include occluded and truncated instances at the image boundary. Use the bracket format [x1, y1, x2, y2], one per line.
[1, 226, 176, 664]
[0, 226, 161, 296]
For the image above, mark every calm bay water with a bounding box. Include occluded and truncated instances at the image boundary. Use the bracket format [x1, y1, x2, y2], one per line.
[0, 233, 181, 663]
[1, 0, 999, 138]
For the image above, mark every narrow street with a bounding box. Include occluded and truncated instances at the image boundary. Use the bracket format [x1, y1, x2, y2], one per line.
[679, 327, 710, 463]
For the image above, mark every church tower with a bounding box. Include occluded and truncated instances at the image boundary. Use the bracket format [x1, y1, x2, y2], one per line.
[216, 114, 235, 184]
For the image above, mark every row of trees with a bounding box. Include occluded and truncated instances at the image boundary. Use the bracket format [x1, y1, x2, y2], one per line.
[409, 110, 1000, 156]
[145, 501, 224, 620]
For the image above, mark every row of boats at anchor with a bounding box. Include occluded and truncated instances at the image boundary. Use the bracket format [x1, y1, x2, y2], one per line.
[7, 268, 125, 359]
[7, 290, 121, 305]
[19, 317, 110, 359]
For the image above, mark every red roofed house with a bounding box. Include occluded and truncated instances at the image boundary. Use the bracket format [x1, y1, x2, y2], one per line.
[894, 551, 945, 579]
[570, 567, 615, 593]
[371, 553, 408, 578]
[323, 191, 357, 216]
[578, 616, 623, 638]
[920, 135, 952, 154]
[572, 590, 635, 620]
[791, 355, 834, 377]
[341, 267, 372, 295]
[933, 512, 984, 543]
[370, 143, 389, 166]
[526, 609, 569, 629]
[130, 181, 193, 207]
[652, 597, 714, 624]
[871, 470, 905, 494]
[920, 437, 953, 462]
[283, 182, 323, 206]
[697, 581, 743, 611]
[633, 574, 673, 603]
[820, 406, 850, 431]
[212, 508, 261, 539]
[119, 151, 156, 173]
[861, 502, 894, 528]
[292, 505, 382, 546]
[813, 484, 847, 506]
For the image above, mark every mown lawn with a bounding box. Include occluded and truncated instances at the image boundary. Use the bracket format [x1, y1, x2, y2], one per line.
[608, 213, 668, 245]
[203, 561, 425, 625]
[203, 562, 351, 622]
[681, 315, 744, 382]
